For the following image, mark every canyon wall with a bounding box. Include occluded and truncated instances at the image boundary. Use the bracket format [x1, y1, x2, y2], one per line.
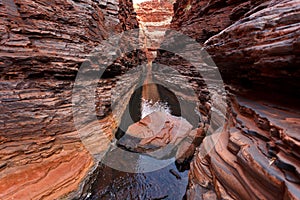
[171, 0, 300, 96]
[1, 0, 299, 199]
[134, 0, 174, 61]
[0, 0, 139, 199]
[169, 0, 300, 199]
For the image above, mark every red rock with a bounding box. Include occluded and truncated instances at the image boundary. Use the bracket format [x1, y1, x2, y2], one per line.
[1, 0, 300, 199]
[187, 95, 300, 199]
[0, 0, 139, 199]
[167, 0, 300, 199]
[134, 0, 174, 61]
[118, 111, 193, 157]
[204, 0, 300, 96]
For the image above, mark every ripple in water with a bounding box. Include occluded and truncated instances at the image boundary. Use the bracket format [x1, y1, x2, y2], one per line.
[141, 99, 171, 119]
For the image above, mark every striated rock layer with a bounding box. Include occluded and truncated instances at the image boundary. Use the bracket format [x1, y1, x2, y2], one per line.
[1, 0, 299, 199]
[204, 0, 300, 97]
[188, 96, 300, 199]
[134, 0, 174, 61]
[171, 0, 300, 97]
[170, 0, 300, 199]
[0, 0, 139, 199]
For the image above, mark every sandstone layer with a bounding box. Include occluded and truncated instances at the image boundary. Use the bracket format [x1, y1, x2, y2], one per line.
[169, 0, 300, 199]
[0, 0, 139, 199]
[1, 0, 299, 199]
[134, 0, 174, 61]
[171, 0, 300, 96]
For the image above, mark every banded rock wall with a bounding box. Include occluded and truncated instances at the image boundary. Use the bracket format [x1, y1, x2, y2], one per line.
[134, 0, 174, 61]
[169, 0, 300, 199]
[0, 0, 139, 199]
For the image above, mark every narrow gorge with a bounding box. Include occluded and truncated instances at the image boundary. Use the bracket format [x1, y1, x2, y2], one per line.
[0, 0, 299, 199]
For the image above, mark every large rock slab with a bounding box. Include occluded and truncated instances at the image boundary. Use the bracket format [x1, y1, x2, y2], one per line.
[118, 111, 194, 158]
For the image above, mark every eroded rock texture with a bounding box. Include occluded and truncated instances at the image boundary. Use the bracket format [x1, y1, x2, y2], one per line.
[172, 0, 300, 96]
[134, 0, 174, 61]
[1, 0, 299, 199]
[0, 0, 139, 199]
[170, 0, 300, 199]
[205, 0, 300, 96]
[188, 95, 300, 199]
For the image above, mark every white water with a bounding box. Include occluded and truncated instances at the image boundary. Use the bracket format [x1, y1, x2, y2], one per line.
[141, 98, 171, 118]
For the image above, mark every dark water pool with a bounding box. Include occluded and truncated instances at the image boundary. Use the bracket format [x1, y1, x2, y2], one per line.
[87, 148, 189, 200]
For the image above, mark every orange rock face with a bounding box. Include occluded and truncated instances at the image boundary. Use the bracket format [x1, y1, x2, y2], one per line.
[167, 0, 300, 199]
[0, 144, 94, 199]
[1, 0, 299, 199]
[0, 0, 139, 199]
[134, 0, 174, 61]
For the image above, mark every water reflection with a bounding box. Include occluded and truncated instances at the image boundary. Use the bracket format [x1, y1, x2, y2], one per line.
[89, 149, 188, 200]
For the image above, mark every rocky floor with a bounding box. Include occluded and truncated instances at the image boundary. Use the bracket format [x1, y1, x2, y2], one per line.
[188, 95, 300, 199]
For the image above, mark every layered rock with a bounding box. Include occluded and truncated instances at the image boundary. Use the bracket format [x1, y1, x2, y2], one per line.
[100, 0, 138, 31]
[188, 95, 300, 199]
[171, 0, 300, 96]
[0, 0, 140, 199]
[134, 0, 174, 61]
[205, 0, 300, 96]
[169, 0, 300, 199]
[1, 0, 299, 199]
[171, 0, 269, 43]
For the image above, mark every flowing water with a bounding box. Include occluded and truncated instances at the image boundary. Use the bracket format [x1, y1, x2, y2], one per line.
[141, 99, 171, 118]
